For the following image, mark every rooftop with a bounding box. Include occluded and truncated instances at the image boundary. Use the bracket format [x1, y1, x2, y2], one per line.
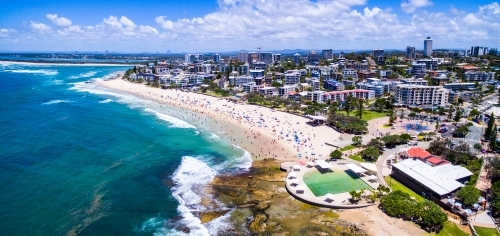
[393, 159, 467, 196]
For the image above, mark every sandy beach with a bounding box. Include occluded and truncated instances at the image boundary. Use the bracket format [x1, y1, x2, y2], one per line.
[96, 78, 341, 162]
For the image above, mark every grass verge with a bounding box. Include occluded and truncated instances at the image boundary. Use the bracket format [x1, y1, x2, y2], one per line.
[385, 176, 425, 202]
[474, 226, 500, 236]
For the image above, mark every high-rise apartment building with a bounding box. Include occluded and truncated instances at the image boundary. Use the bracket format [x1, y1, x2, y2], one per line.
[424, 37, 433, 57]
[259, 52, 273, 64]
[293, 53, 301, 65]
[307, 50, 320, 64]
[213, 53, 221, 63]
[373, 49, 384, 64]
[406, 46, 416, 59]
[322, 49, 333, 60]
[272, 54, 281, 63]
[237, 50, 248, 64]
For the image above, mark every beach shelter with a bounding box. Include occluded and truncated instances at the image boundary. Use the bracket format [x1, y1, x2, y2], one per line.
[324, 193, 335, 202]
[293, 165, 301, 171]
[345, 164, 367, 175]
[288, 172, 297, 178]
[315, 160, 333, 171]
[306, 161, 315, 167]
[368, 175, 378, 181]
[290, 179, 299, 185]
[296, 185, 305, 193]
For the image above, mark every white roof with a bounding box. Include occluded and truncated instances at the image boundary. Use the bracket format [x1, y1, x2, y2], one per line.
[324, 193, 335, 199]
[393, 159, 466, 196]
[359, 163, 377, 172]
[306, 162, 315, 166]
[296, 185, 305, 190]
[290, 179, 299, 184]
[346, 164, 367, 173]
[433, 163, 473, 180]
[293, 165, 301, 170]
[306, 115, 327, 121]
[316, 160, 333, 169]
[288, 172, 297, 177]
[368, 175, 378, 180]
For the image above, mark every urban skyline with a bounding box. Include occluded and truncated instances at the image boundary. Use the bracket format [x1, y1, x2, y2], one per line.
[0, 0, 499, 52]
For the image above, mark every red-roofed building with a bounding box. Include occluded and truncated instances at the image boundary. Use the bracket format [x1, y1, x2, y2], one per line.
[424, 156, 450, 166]
[405, 147, 431, 160]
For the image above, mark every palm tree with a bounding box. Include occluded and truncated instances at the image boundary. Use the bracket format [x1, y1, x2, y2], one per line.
[356, 98, 365, 119]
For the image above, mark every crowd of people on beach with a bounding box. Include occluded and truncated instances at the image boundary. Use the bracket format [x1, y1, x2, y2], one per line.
[109, 82, 332, 162]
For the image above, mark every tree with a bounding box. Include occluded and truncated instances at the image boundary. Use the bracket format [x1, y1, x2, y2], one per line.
[469, 109, 480, 118]
[473, 143, 482, 153]
[330, 150, 343, 159]
[454, 109, 461, 123]
[427, 138, 451, 156]
[490, 125, 498, 151]
[349, 190, 362, 201]
[485, 113, 495, 140]
[352, 135, 363, 147]
[491, 181, 500, 216]
[344, 95, 356, 116]
[356, 98, 365, 119]
[399, 133, 412, 143]
[456, 185, 481, 206]
[360, 147, 381, 161]
[366, 138, 384, 151]
[374, 98, 386, 112]
[388, 109, 395, 124]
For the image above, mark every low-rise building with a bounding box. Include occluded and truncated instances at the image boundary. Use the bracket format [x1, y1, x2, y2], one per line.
[323, 80, 344, 91]
[401, 78, 428, 86]
[443, 83, 476, 91]
[279, 85, 296, 97]
[317, 89, 375, 103]
[463, 71, 495, 82]
[259, 87, 279, 96]
[342, 68, 358, 81]
[392, 148, 472, 200]
[284, 71, 301, 85]
[411, 62, 426, 78]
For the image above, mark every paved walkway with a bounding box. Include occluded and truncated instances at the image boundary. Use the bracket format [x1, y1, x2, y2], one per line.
[375, 142, 431, 186]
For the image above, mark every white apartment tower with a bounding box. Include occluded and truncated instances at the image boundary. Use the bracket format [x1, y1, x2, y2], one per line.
[423, 37, 433, 57]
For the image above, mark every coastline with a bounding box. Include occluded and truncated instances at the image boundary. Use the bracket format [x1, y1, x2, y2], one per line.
[96, 77, 341, 162]
[0, 60, 137, 67]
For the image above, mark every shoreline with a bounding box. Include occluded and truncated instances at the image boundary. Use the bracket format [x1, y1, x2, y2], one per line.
[95, 77, 342, 162]
[0, 60, 137, 67]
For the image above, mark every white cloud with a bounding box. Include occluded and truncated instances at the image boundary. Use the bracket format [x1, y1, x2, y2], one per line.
[139, 25, 159, 34]
[155, 16, 174, 30]
[29, 21, 51, 32]
[401, 0, 433, 13]
[5, 1, 500, 51]
[46, 14, 72, 27]
[479, 2, 500, 14]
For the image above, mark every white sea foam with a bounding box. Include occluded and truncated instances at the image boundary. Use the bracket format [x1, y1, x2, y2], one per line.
[144, 108, 196, 129]
[5, 69, 58, 76]
[68, 71, 98, 79]
[170, 156, 217, 236]
[136, 217, 166, 233]
[99, 99, 113, 104]
[42, 100, 76, 105]
[212, 148, 253, 172]
[210, 133, 220, 139]
[205, 209, 235, 235]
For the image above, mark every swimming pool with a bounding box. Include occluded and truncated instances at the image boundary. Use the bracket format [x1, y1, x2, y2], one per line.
[303, 170, 372, 196]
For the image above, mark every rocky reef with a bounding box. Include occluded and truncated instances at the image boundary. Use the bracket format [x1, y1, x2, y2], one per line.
[204, 159, 366, 235]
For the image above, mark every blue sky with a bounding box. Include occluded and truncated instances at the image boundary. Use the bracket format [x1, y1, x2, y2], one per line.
[0, 0, 499, 52]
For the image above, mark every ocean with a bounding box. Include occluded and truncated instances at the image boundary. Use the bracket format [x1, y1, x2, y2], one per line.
[0, 62, 251, 235]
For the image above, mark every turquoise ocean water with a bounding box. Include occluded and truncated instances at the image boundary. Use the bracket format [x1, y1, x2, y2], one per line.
[0, 62, 251, 235]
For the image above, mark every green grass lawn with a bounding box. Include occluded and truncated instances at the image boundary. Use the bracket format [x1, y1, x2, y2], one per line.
[427, 221, 468, 236]
[385, 176, 425, 202]
[339, 145, 356, 152]
[474, 226, 500, 236]
[349, 154, 365, 162]
[336, 110, 387, 121]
